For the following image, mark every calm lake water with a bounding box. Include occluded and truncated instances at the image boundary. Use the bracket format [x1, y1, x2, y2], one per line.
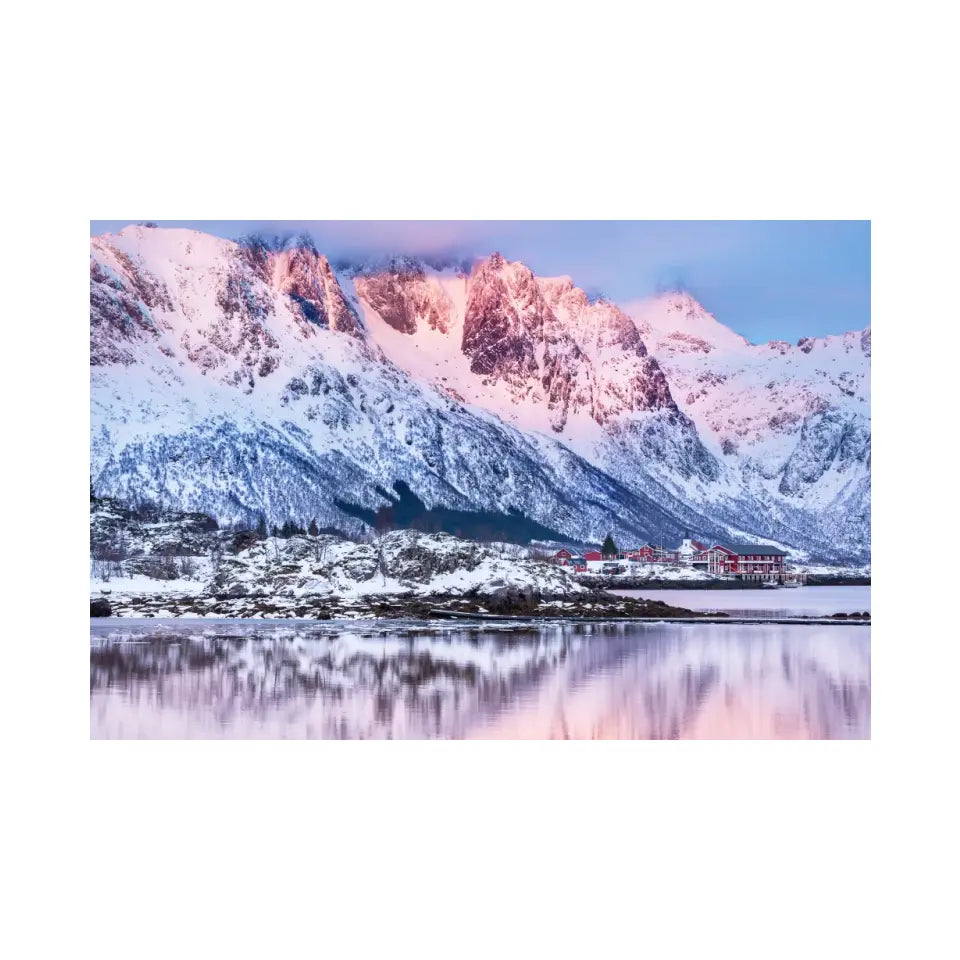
[611, 585, 870, 619]
[90, 615, 870, 739]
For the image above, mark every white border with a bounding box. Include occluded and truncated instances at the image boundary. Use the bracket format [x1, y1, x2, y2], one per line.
[5, 2, 959, 957]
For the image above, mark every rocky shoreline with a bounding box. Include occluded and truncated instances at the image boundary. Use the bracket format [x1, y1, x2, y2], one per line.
[578, 576, 760, 590]
[89, 589, 872, 623]
[89, 586, 716, 622]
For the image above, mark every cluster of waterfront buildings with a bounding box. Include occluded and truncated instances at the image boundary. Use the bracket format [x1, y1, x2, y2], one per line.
[552, 536, 800, 583]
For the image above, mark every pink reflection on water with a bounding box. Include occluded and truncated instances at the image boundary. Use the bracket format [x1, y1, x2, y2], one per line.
[469, 625, 869, 739]
[91, 621, 870, 740]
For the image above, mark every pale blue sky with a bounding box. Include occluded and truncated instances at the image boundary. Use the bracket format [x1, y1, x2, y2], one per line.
[90, 220, 870, 342]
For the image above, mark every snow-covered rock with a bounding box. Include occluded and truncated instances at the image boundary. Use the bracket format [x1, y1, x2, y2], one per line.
[90, 499, 586, 599]
[210, 530, 587, 599]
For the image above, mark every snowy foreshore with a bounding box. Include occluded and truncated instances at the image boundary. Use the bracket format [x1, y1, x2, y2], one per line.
[90, 503, 697, 619]
[91, 499, 589, 610]
[89, 507, 708, 620]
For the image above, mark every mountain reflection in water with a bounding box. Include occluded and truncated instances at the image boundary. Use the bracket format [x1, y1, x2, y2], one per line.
[90, 620, 870, 739]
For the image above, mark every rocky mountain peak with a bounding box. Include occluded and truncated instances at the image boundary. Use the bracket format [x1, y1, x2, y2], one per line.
[462, 254, 554, 380]
[272, 247, 363, 339]
[354, 261, 454, 336]
[539, 275, 588, 312]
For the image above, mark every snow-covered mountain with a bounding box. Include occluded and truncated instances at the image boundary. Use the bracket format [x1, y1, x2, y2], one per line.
[347, 254, 870, 559]
[89, 226, 870, 561]
[628, 293, 870, 556]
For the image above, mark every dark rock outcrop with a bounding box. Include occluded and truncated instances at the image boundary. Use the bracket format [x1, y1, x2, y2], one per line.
[481, 585, 539, 615]
[90, 598, 112, 617]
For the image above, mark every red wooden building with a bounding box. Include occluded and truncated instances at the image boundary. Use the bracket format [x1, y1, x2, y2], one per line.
[554, 539, 788, 581]
[713, 544, 788, 579]
[686, 543, 787, 579]
[552, 548, 588, 571]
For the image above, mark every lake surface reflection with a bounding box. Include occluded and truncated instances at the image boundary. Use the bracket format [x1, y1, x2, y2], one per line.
[611, 585, 871, 619]
[90, 619, 870, 740]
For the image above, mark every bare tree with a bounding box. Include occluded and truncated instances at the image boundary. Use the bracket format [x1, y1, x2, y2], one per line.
[310, 536, 329, 565]
[492, 541, 526, 561]
[527, 547, 554, 563]
[91, 527, 130, 581]
[267, 537, 284, 565]
[374, 532, 389, 586]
